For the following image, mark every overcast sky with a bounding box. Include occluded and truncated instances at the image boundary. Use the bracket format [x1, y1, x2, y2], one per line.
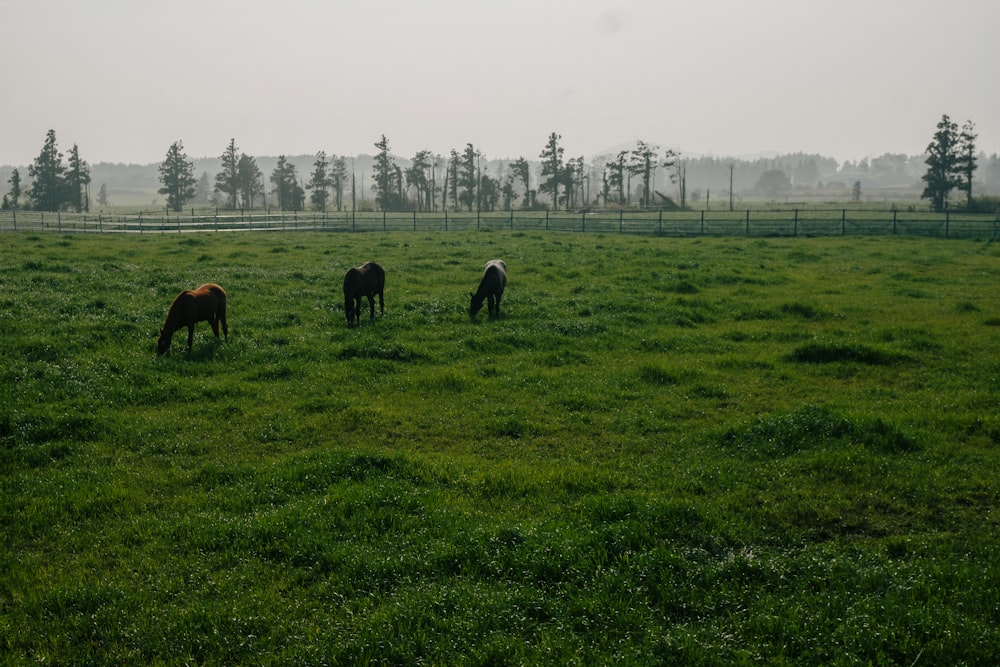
[2, 0, 998, 167]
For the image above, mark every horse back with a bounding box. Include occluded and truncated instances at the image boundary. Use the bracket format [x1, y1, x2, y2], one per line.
[346, 262, 385, 296]
[174, 283, 225, 323]
[482, 259, 507, 294]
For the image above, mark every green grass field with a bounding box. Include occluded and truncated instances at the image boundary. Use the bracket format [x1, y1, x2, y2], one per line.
[2, 231, 999, 665]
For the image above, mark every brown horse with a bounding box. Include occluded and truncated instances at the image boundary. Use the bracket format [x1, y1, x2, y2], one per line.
[343, 261, 385, 326]
[156, 283, 228, 355]
[470, 259, 507, 319]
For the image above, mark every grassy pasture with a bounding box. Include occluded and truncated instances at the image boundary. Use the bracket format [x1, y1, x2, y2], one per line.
[2, 230, 999, 665]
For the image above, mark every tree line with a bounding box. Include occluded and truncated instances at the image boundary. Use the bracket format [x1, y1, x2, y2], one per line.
[3, 117, 990, 213]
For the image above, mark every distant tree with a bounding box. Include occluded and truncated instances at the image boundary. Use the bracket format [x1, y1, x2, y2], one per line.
[307, 151, 331, 211]
[28, 129, 68, 211]
[270, 156, 304, 210]
[606, 151, 628, 204]
[664, 151, 682, 207]
[920, 114, 967, 212]
[627, 141, 657, 207]
[394, 164, 404, 207]
[215, 138, 241, 209]
[65, 144, 90, 212]
[956, 120, 978, 207]
[754, 169, 791, 197]
[458, 144, 477, 211]
[510, 157, 532, 209]
[478, 172, 500, 211]
[500, 166, 519, 211]
[446, 149, 460, 211]
[675, 159, 687, 208]
[852, 180, 862, 202]
[564, 156, 584, 208]
[237, 154, 264, 209]
[6, 168, 21, 210]
[193, 172, 211, 205]
[371, 135, 399, 210]
[538, 132, 565, 209]
[157, 141, 197, 212]
[96, 183, 109, 208]
[404, 150, 433, 212]
[330, 155, 348, 211]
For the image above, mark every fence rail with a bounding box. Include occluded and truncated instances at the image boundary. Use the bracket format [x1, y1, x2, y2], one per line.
[2, 208, 998, 239]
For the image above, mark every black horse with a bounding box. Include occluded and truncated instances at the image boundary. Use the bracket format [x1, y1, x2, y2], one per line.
[343, 261, 385, 326]
[470, 259, 507, 319]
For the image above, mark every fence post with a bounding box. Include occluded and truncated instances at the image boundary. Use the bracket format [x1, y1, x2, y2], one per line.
[545, 209, 549, 231]
[892, 209, 897, 235]
[658, 209, 663, 236]
[700, 210, 705, 236]
[945, 209, 949, 239]
[13, 208, 17, 231]
[619, 209, 623, 233]
[793, 209, 798, 237]
[510, 208, 514, 229]
[444, 209, 448, 231]
[745, 210, 750, 236]
[58, 210, 61, 233]
[383, 210, 386, 231]
[139, 212, 143, 234]
[842, 209, 846, 235]
[413, 210, 417, 231]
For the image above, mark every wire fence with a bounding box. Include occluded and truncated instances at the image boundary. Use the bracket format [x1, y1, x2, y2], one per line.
[2, 207, 999, 239]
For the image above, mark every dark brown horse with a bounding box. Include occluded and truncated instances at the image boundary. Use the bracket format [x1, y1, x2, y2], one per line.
[343, 261, 385, 326]
[470, 259, 507, 319]
[156, 283, 228, 355]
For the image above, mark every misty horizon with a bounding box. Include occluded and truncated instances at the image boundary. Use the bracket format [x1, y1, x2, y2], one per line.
[2, 0, 997, 169]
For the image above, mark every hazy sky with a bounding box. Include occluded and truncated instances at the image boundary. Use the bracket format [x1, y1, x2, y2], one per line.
[3, 0, 998, 167]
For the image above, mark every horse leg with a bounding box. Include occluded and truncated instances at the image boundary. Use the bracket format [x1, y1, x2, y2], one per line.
[348, 297, 359, 326]
[220, 305, 228, 340]
[186, 324, 195, 351]
[495, 292, 502, 318]
[367, 294, 376, 321]
[487, 294, 496, 318]
[378, 287, 384, 316]
[209, 314, 220, 338]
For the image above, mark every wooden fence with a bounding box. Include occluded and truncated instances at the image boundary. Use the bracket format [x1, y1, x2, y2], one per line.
[2, 208, 998, 239]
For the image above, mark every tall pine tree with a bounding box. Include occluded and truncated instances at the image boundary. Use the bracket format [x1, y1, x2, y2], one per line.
[538, 132, 564, 209]
[158, 141, 197, 212]
[28, 130, 68, 212]
[372, 135, 399, 211]
[307, 152, 330, 212]
[214, 138, 241, 209]
[66, 144, 91, 212]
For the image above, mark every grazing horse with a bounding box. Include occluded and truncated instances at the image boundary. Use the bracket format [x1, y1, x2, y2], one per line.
[156, 283, 228, 355]
[470, 259, 507, 319]
[343, 261, 385, 326]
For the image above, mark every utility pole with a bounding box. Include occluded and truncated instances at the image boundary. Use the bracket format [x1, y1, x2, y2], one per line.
[728, 164, 734, 212]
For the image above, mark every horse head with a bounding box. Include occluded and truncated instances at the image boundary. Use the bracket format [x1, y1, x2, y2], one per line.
[469, 292, 485, 318]
[156, 328, 171, 355]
